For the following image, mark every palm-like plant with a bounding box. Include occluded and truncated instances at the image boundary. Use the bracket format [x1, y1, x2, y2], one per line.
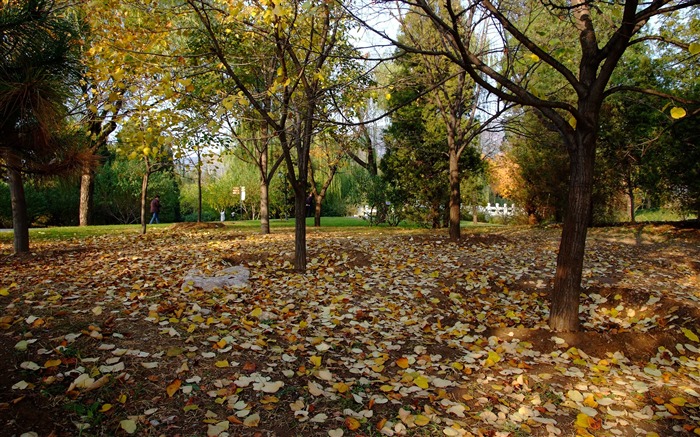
[0, 0, 82, 253]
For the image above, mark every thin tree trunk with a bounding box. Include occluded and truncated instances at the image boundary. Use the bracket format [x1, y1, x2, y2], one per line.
[294, 190, 307, 272]
[314, 200, 321, 227]
[472, 204, 478, 224]
[79, 161, 95, 226]
[140, 172, 149, 235]
[626, 172, 635, 224]
[197, 147, 202, 223]
[549, 137, 596, 332]
[6, 151, 30, 254]
[448, 150, 461, 240]
[260, 179, 270, 234]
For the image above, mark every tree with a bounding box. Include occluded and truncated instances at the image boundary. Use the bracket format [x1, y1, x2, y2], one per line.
[393, 7, 506, 239]
[381, 53, 483, 228]
[116, 86, 180, 234]
[497, 110, 570, 224]
[184, 0, 362, 271]
[0, 0, 83, 254]
[309, 128, 353, 227]
[360, 0, 700, 331]
[74, 6, 130, 227]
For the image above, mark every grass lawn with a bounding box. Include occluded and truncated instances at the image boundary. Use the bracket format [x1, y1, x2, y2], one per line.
[0, 216, 504, 244]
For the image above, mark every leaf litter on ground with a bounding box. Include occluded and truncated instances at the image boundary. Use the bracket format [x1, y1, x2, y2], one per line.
[0, 224, 699, 436]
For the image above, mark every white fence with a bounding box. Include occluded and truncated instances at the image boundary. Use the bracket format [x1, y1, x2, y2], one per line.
[355, 202, 517, 219]
[480, 202, 516, 216]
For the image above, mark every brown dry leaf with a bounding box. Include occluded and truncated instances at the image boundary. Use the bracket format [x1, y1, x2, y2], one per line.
[166, 379, 181, 397]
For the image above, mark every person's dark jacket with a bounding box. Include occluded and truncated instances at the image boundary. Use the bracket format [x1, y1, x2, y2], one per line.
[150, 197, 161, 213]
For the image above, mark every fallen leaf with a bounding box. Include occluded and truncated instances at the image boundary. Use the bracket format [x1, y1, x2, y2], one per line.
[166, 379, 181, 397]
[120, 419, 137, 434]
[345, 416, 361, 431]
[396, 357, 409, 369]
[243, 413, 260, 427]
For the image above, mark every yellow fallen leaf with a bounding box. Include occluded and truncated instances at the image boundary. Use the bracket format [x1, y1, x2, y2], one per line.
[396, 357, 409, 369]
[414, 414, 430, 426]
[575, 413, 593, 429]
[670, 397, 687, 406]
[166, 379, 181, 397]
[118, 393, 127, 403]
[309, 355, 322, 367]
[251, 307, 262, 318]
[665, 403, 679, 414]
[345, 416, 361, 431]
[100, 403, 113, 412]
[120, 419, 137, 434]
[44, 359, 62, 368]
[682, 328, 699, 342]
[215, 360, 230, 368]
[0, 288, 9, 296]
[379, 385, 394, 392]
[333, 382, 350, 393]
[414, 376, 429, 389]
[583, 395, 598, 408]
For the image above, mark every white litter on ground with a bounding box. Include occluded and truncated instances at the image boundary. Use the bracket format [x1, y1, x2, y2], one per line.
[181, 265, 250, 291]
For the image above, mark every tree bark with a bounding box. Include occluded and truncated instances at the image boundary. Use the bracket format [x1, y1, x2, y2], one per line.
[260, 179, 270, 234]
[549, 134, 596, 332]
[314, 200, 322, 227]
[6, 151, 30, 254]
[626, 172, 635, 224]
[448, 149, 461, 240]
[472, 204, 478, 224]
[259, 148, 270, 234]
[140, 172, 149, 235]
[79, 161, 95, 226]
[197, 147, 202, 223]
[293, 190, 307, 272]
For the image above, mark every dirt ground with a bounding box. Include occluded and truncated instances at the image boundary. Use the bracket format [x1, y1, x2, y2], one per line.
[0, 223, 699, 436]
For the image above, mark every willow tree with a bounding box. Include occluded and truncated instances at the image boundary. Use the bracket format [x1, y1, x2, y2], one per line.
[357, 0, 700, 331]
[0, 0, 82, 254]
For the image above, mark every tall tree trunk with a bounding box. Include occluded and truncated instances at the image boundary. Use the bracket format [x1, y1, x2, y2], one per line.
[6, 151, 30, 254]
[140, 172, 149, 235]
[260, 179, 270, 234]
[197, 148, 202, 223]
[314, 199, 321, 227]
[549, 135, 596, 332]
[293, 189, 307, 272]
[448, 149, 461, 241]
[626, 172, 635, 224]
[79, 161, 95, 226]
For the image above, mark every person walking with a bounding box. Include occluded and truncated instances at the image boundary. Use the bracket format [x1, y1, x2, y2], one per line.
[149, 195, 161, 224]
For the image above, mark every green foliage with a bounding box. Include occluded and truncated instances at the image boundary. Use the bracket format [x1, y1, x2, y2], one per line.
[94, 157, 180, 224]
[0, 178, 79, 227]
[501, 111, 569, 223]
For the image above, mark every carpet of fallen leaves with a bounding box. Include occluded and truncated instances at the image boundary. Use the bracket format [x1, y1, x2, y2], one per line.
[1, 223, 699, 437]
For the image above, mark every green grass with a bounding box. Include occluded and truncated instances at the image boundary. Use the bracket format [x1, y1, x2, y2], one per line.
[0, 216, 506, 244]
[0, 223, 151, 242]
[635, 208, 697, 222]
